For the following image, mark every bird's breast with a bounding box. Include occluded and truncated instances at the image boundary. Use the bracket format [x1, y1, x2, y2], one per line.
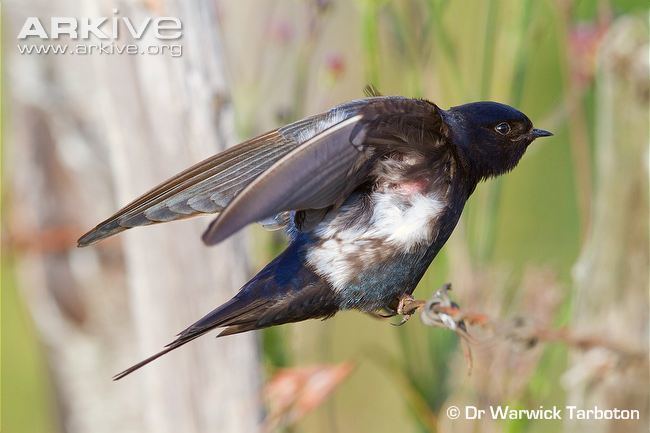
[305, 190, 447, 292]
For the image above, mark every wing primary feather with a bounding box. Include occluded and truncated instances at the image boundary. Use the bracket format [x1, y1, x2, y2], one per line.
[77, 131, 296, 246]
[201, 115, 365, 245]
[77, 105, 366, 247]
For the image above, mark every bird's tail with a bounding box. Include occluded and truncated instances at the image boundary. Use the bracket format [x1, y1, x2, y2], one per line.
[112, 334, 202, 380]
[113, 295, 270, 380]
[113, 249, 338, 380]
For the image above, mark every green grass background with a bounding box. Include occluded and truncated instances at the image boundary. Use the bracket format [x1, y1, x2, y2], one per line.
[3, 0, 648, 432]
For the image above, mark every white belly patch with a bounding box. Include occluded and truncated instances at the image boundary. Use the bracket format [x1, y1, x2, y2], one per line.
[306, 191, 445, 291]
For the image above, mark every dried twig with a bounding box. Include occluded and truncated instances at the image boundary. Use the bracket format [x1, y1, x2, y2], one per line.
[406, 283, 649, 374]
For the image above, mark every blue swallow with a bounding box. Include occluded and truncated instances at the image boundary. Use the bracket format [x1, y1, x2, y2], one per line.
[78, 90, 552, 379]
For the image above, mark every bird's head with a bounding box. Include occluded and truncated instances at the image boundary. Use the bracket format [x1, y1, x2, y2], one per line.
[442, 101, 552, 180]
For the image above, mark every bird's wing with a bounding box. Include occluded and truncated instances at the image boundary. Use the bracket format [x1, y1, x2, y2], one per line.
[201, 115, 365, 244]
[79, 97, 446, 247]
[202, 97, 447, 245]
[77, 103, 366, 247]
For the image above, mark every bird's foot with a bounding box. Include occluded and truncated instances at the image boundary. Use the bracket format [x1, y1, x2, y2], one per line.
[391, 294, 425, 326]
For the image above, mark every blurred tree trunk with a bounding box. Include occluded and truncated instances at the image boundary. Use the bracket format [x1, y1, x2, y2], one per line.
[7, 1, 261, 433]
[566, 17, 649, 433]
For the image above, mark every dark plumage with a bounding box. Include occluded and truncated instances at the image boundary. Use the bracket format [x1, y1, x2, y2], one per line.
[78, 92, 552, 380]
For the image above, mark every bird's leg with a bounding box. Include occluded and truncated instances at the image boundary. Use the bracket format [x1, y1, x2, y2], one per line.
[392, 293, 425, 326]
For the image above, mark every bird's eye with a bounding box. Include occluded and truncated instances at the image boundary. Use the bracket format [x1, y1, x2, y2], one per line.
[494, 122, 511, 135]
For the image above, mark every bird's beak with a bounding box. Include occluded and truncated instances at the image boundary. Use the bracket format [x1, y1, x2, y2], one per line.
[531, 128, 553, 138]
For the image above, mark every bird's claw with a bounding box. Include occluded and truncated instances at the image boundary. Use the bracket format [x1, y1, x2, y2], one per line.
[390, 294, 425, 326]
[391, 314, 411, 326]
[366, 310, 396, 320]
